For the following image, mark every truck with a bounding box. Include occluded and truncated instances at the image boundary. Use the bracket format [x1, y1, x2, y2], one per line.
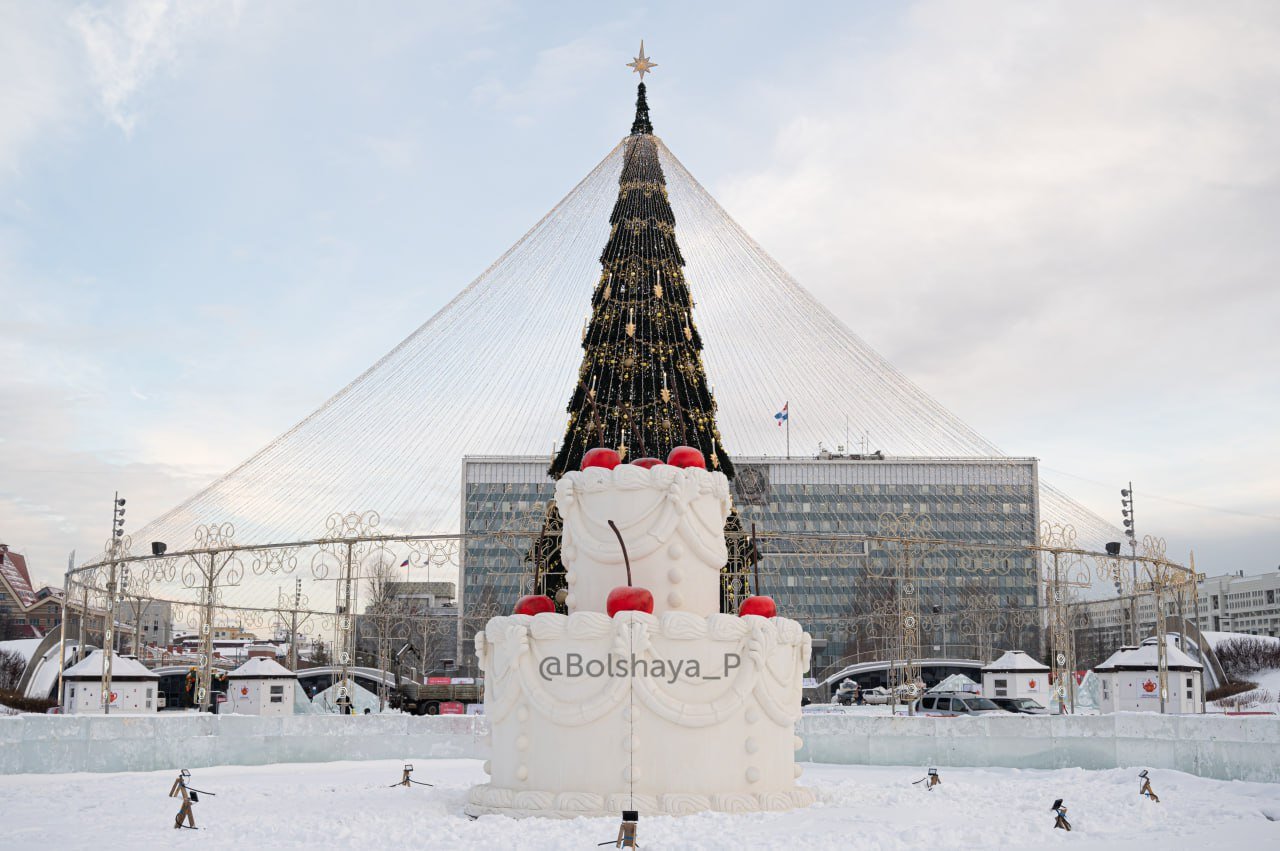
[395, 677, 483, 715]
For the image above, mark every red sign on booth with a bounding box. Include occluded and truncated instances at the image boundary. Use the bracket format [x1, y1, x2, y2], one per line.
[439, 701, 465, 715]
[426, 676, 453, 685]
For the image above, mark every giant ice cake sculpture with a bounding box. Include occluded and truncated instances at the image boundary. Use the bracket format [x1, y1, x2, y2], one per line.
[465, 449, 815, 818]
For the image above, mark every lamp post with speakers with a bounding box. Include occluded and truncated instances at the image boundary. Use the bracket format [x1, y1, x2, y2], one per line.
[101, 493, 127, 714]
[1121, 485, 1139, 645]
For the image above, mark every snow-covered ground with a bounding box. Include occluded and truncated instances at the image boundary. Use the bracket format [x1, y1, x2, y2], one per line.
[1210, 667, 1280, 714]
[1200, 631, 1280, 649]
[2, 759, 1277, 849]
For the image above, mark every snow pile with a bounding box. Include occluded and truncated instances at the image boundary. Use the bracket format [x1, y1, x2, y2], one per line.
[228, 657, 295, 679]
[309, 680, 386, 714]
[293, 680, 320, 714]
[0, 638, 43, 665]
[1211, 668, 1280, 714]
[1096, 637, 1202, 671]
[1075, 670, 1101, 710]
[61, 650, 156, 680]
[1204, 632, 1280, 714]
[1201, 631, 1280, 650]
[1, 759, 1278, 849]
[929, 674, 981, 694]
[982, 649, 1049, 672]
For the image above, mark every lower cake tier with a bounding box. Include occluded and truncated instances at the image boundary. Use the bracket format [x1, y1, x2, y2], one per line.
[466, 610, 815, 819]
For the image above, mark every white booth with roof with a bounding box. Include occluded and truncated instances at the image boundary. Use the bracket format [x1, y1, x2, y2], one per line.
[1094, 639, 1204, 714]
[61, 650, 159, 714]
[225, 656, 297, 716]
[981, 650, 1050, 705]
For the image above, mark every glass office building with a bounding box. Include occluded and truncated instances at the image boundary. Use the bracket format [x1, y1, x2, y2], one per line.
[459, 455, 1041, 679]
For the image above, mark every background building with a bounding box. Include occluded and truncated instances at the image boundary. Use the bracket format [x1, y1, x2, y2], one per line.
[1069, 569, 1280, 672]
[460, 454, 1041, 679]
[355, 581, 460, 678]
[1198, 571, 1280, 636]
[0, 543, 39, 639]
[118, 599, 173, 649]
[1, 544, 100, 643]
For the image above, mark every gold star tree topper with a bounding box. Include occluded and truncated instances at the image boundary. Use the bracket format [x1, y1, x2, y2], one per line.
[627, 41, 657, 80]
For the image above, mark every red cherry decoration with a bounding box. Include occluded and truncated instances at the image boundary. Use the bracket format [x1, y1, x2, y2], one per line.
[582, 447, 622, 470]
[607, 586, 655, 616]
[604, 518, 653, 617]
[666, 446, 706, 469]
[512, 595, 556, 616]
[631, 457, 662, 469]
[739, 596, 777, 618]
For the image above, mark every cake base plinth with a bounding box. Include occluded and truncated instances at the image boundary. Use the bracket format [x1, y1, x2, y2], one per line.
[464, 783, 815, 819]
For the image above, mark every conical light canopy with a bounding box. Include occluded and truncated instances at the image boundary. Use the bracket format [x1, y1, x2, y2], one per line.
[132, 136, 1117, 552]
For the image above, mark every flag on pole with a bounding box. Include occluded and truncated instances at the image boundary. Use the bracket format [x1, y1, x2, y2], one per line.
[775, 402, 789, 427]
[400, 558, 410, 568]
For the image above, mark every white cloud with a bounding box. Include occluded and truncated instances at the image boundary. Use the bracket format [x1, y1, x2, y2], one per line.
[69, 0, 243, 135]
[0, 4, 80, 177]
[471, 32, 624, 125]
[714, 0, 1280, 569]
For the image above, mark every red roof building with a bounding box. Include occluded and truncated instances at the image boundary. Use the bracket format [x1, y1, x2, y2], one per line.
[1, 543, 45, 639]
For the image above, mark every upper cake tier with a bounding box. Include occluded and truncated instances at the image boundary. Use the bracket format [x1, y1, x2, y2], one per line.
[555, 463, 732, 618]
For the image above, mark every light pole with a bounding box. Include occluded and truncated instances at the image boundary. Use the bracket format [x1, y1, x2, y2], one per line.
[1121, 485, 1138, 644]
[101, 493, 126, 714]
[56, 550, 74, 708]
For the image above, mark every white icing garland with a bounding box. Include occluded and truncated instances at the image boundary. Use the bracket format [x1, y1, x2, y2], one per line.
[555, 465, 731, 570]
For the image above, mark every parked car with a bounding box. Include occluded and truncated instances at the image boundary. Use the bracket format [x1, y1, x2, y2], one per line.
[833, 678, 858, 706]
[862, 684, 920, 706]
[989, 697, 1048, 715]
[914, 692, 1009, 716]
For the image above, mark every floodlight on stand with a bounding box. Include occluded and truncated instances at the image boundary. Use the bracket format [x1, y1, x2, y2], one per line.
[1105, 542, 1121, 556]
[1121, 489, 1130, 498]
[151, 542, 167, 556]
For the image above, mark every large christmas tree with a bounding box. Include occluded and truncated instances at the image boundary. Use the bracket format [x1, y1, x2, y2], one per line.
[534, 63, 750, 610]
[548, 81, 734, 477]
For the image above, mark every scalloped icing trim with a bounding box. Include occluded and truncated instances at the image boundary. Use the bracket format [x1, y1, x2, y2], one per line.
[465, 783, 815, 819]
[556, 465, 731, 569]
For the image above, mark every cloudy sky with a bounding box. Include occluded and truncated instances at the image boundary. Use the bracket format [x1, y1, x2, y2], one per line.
[2, 0, 1277, 586]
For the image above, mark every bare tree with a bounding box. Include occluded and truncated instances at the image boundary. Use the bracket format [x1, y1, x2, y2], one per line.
[0, 648, 25, 692]
[360, 561, 411, 711]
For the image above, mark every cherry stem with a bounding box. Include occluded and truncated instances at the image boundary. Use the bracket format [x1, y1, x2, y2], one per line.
[607, 520, 632, 586]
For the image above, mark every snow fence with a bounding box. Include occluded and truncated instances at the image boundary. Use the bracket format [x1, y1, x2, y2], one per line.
[796, 712, 1280, 783]
[0, 713, 484, 775]
[1, 712, 1278, 781]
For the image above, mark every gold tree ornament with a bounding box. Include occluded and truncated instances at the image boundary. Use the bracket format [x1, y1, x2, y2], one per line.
[627, 41, 657, 80]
